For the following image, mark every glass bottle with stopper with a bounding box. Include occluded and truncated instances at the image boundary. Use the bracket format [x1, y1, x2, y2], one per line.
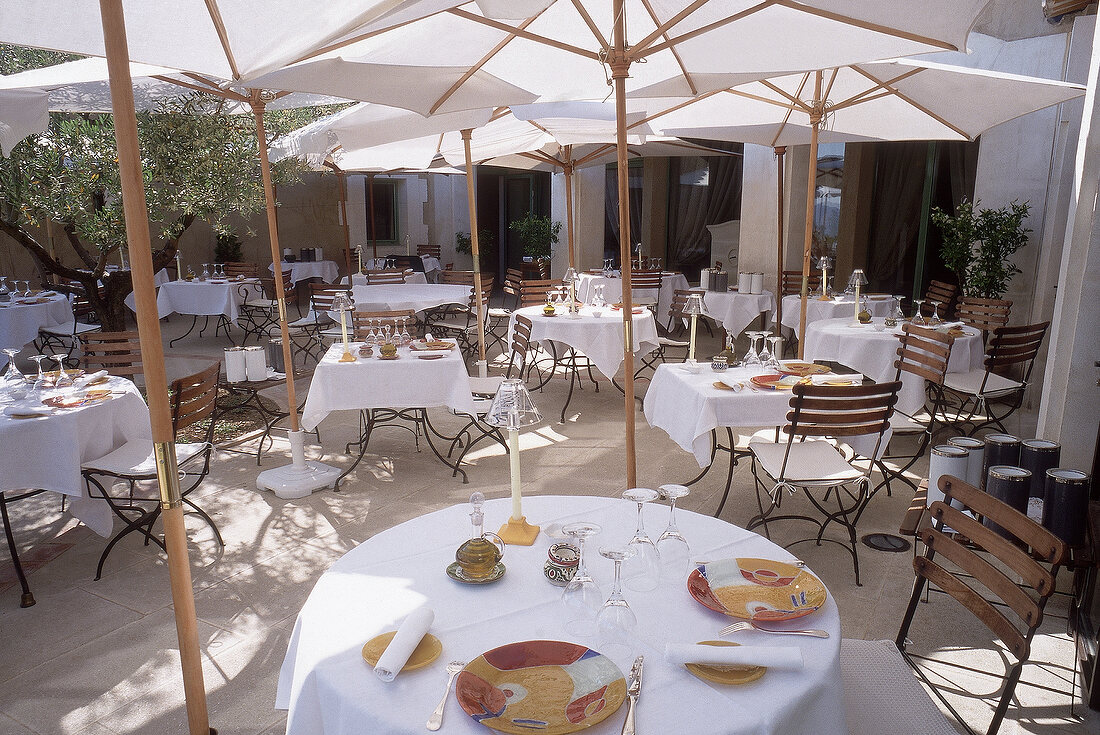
[452, 492, 505, 581]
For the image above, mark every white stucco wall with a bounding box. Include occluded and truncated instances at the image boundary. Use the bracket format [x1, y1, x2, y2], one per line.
[551, 165, 605, 274]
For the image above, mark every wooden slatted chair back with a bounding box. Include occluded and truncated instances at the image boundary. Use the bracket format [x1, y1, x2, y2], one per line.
[925, 280, 959, 315]
[223, 261, 259, 279]
[352, 309, 416, 339]
[171, 362, 219, 435]
[786, 381, 901, 440]
[80, 331, 143, 379]
[365, 269, 407, 284]
[893, 323, 954, 386]
[631, 270, 663, 293]
[439, 270, 475, 285]
[956, 296, 1011, 334]
[984, 322, 1049, 376]
[417, 244, 441, 260]
[519, 278, 563, 307]
[507, 314, 535, 378]
[309, 284, 350, 312]
[780, 270, 821, 296]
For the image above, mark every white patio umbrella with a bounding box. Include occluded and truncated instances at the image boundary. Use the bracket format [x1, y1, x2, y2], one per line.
[0, 2, 476, 732]
[250, 0, 993, 488]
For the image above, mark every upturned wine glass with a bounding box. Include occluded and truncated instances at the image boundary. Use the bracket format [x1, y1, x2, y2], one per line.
[3, 349, 23, 384]
[763, 335, 784, 372]
[561, 522, 603, 634]
[400, 317, 411, 344]
[51, 354, 73, 387]
[929, 300, 942, 325]
[201, 263, 210, 281]
[621, 488, 660, 592]
[17, 280, 30, 297]
[596, 545, 637, 658]
[657, 485, 691, 578]
[742, 331, 764, 371]
[911, 299, 926, 326]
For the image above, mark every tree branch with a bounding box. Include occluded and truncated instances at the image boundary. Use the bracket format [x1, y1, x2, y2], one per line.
[62, 224, 99, 269]
[152, 212, 194, 271]
[0, 219, 88, 283]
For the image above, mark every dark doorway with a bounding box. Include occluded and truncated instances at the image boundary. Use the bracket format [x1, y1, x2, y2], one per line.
[474, 166, 551, 283]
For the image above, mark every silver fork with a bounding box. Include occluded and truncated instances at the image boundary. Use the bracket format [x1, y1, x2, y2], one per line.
[426, 660, 466, 731]
[720, 620, 829, 638]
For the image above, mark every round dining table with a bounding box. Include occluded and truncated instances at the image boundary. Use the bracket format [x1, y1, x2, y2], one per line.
[694, 288, 777, 337]
[346, 272, 429, 286]
[575, 272, 690, 322]
[778, 293, 894, 333]
[272, 260, 341, 284]
[276, 495, 845, 735]
[350, 283, 472, 313]
[803, 316, 985, 414]
[0, 292, 73, 366]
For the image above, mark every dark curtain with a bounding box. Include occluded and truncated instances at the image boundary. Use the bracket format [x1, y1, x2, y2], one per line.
[865, 140, 977, 296]
[604, 163, 643, 263]
[666, 153, 743, 280]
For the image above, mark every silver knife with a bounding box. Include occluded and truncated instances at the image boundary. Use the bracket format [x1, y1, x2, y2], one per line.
[621, 655, 643, 735]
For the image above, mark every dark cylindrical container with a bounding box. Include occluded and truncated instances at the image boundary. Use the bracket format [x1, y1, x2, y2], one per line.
[1020, 439, 1060, 499]
[982, 434, 1021, 489]
[948, 436, 985, 489]
[1042, 469, 1090, 547]
[267, 338, 285, 374]
[983, 466, 1031, 539]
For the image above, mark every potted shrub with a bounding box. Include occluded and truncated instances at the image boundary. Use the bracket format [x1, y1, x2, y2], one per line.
[455, 228, 496, 270]
[931, 199, 1030, 299]
[214, 232, 243, 263]
[509, 214, 560, 262]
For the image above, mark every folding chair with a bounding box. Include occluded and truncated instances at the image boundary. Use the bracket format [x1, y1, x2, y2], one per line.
[955, 296, 1011, 342]
[519, 278, 563, 307]
[222, 261, 260, 279]
[365, 269, 407, 284]
[780, 270, 822, 296]
[747, 381, 901, 584]
[79, 330, 144, 383]
[630, 270, 663, 309]
[351, 309, 417, 341]
[37, 295, 100, 366]
[842, 474, 1066, 735]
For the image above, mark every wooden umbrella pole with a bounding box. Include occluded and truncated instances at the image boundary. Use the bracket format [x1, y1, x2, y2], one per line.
[98, 2, 210, 733]
[461, 130, 488, 367]
[368, 174, 378, 259]
[774, 146, 786, 335]
[797, 72, 823, 359]
[337, 168, 354, 276]
[563, 146, 576, 271]
[611, 0, 637, 488]
[250, 96, 300, 433]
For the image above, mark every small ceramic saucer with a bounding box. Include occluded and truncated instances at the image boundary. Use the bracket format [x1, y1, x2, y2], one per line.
[446, 561, 505, 585]
[684, 641, 766, 685]
[361, 631, 442, 670]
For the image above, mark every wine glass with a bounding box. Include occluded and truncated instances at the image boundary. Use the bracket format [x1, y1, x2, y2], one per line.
[3, 349, 23, 385]
[929, 300, 942, 325]
[561, 522, 603, 634]
[29, 354, 48, 387]
[51, 354, 72, 387]
[891, 295, 905, 321]
[621, 488, 660, 592]
[742, 331, 763, 371]
[17, 280, 30, 298]
[0, 277, 8, 298]
[763, 335, 784, 372]
[757, 332, 774, 365]
[911, 299, 926, 326]
[400, 317, 411, 344]
[201, 263, 210, 281]
[596, 545, 637, 659]
[657, 485, 691, 578]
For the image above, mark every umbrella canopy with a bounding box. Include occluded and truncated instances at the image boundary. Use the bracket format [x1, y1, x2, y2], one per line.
[249, 0, 994, 489]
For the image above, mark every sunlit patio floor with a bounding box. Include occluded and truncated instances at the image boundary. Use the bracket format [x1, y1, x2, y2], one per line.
[0, 311, 1094, 735]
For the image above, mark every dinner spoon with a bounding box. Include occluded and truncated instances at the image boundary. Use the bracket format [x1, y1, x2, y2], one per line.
[426, 660, 465, 731]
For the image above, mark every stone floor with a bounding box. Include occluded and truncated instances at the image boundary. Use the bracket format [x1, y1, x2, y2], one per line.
[0, 307, 1093, 735]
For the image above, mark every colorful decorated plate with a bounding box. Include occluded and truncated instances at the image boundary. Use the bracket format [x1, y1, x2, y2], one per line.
[361, 631, 442, 671]
[417, 353, 445, 360]
[456, 640, 627, 735]
[687, 558, 827, 622]
[749, 374, 806, 390]
[683, 641, 767, 686]
[779, 362, 830, 377]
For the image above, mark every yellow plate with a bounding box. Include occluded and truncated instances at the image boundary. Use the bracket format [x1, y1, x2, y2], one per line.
[684, 641, 766, 686]
[779, 362, 830, 377]
[361, 631, 442, 672]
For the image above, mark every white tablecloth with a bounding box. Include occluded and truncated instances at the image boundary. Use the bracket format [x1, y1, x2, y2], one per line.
[301, 340, 476, 431]
[0, 377, 150, 535]
[121, 268, 173, 311]
[350, 284, 471, 313]
[644, 362, 885, 467]
[694, 289, 777, 336]
[575, 272, 690, 324]
[276, 495, 845, 735]
[0, 294, 72, 364]
[803, 317, 985, 414]
[272, 260, 341, 284]
[346, 272, 429, 286]
[509, 305, 659, 380]
[778, 294, 894, 333]
[149, 279, 263, 320]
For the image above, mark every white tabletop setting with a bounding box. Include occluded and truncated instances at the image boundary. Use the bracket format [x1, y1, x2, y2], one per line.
[0, 371, 150, 536]
[272, 260, 341, 284]
[346, 272, 429, 286]
[147, 277, 264, 321]
[778, 293, 894, 333]
[575, 271, 690, 323]
[693, 289, 777, 337]
[0, 290, 73, 365]
[508, 304, 659, 381]
[644, 360, 875, 468]
[349, 283, 472, 314]
[276, 494, 844, 735]
[301, 339, 476, 432]
[803, 316, 984, 414]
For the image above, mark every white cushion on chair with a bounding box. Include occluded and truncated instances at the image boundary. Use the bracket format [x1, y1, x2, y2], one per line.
[82, 439, 208, 477]
[889, 412, 928, 434]
[470, 376, 504, 396]
[487, 308, 511, 319]
[41, 321, 99, 336]
[841, 639, 960, 735]
[942, 369, 1022, 398]
[748, 439, 863, 484]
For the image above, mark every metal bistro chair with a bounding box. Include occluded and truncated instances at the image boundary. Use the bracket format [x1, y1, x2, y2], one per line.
[780, 270, 822, 296]
[505, 314, 553, 391]
[874, 323, 955, 496]
[747, 380, 901, 585]
[222, 261, 260, 279]
[80, 362, 223, 580]
[351, 309, 417, 341]
[941, 321, 1049, 435]
[237, 269, 292, 344]
[37, 294, 100, 366]
[430, 275, 496, 362]
[955, 296, 1011, 344]
[365, 269, 408, 284]
[501, 267, 524, 310]
[842, 474, 1066, 735]
[629, 270, 663, 309]
[290, 284, 352, 361]
[79, 330, 144, 383]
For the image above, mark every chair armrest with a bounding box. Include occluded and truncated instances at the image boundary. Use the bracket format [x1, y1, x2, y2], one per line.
[899, 479, 929, 536]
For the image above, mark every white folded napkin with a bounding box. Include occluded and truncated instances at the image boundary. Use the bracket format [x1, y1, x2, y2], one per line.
[374, 607, 435, 682]
[936, 321, 965, 330]
[74, 370, 109, 389]
[811, 373, 863, 385]
[718, 374, 746, 391]
[3, 402, 49, 416]
[665, 643, 804, 670]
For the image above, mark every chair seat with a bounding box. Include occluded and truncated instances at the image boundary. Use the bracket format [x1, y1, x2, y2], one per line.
[242, 298, 277, 309]
[41, 321, 99, 336]
[82, 439, 208, 477]
[889, 412, 928, 434]
[749, 439, 864, 484]
[658, 336, 689, 347]
[840, 639, 959, 735]
[942, 369, 1022, 398]
[289, 313, 326, 328]
[487, 308, 511, 319]
[470, 376, 504, 396]
[432, 317, 472, 332]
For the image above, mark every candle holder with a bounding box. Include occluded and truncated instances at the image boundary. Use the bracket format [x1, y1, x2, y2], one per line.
[816, 256, 833, 300]
[847, 269, 868, 324]
[332, 292, 356, 362]
[484, 378, 543, 545]
[562, 267, 579, 315]
[683, 293, 704, 363]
